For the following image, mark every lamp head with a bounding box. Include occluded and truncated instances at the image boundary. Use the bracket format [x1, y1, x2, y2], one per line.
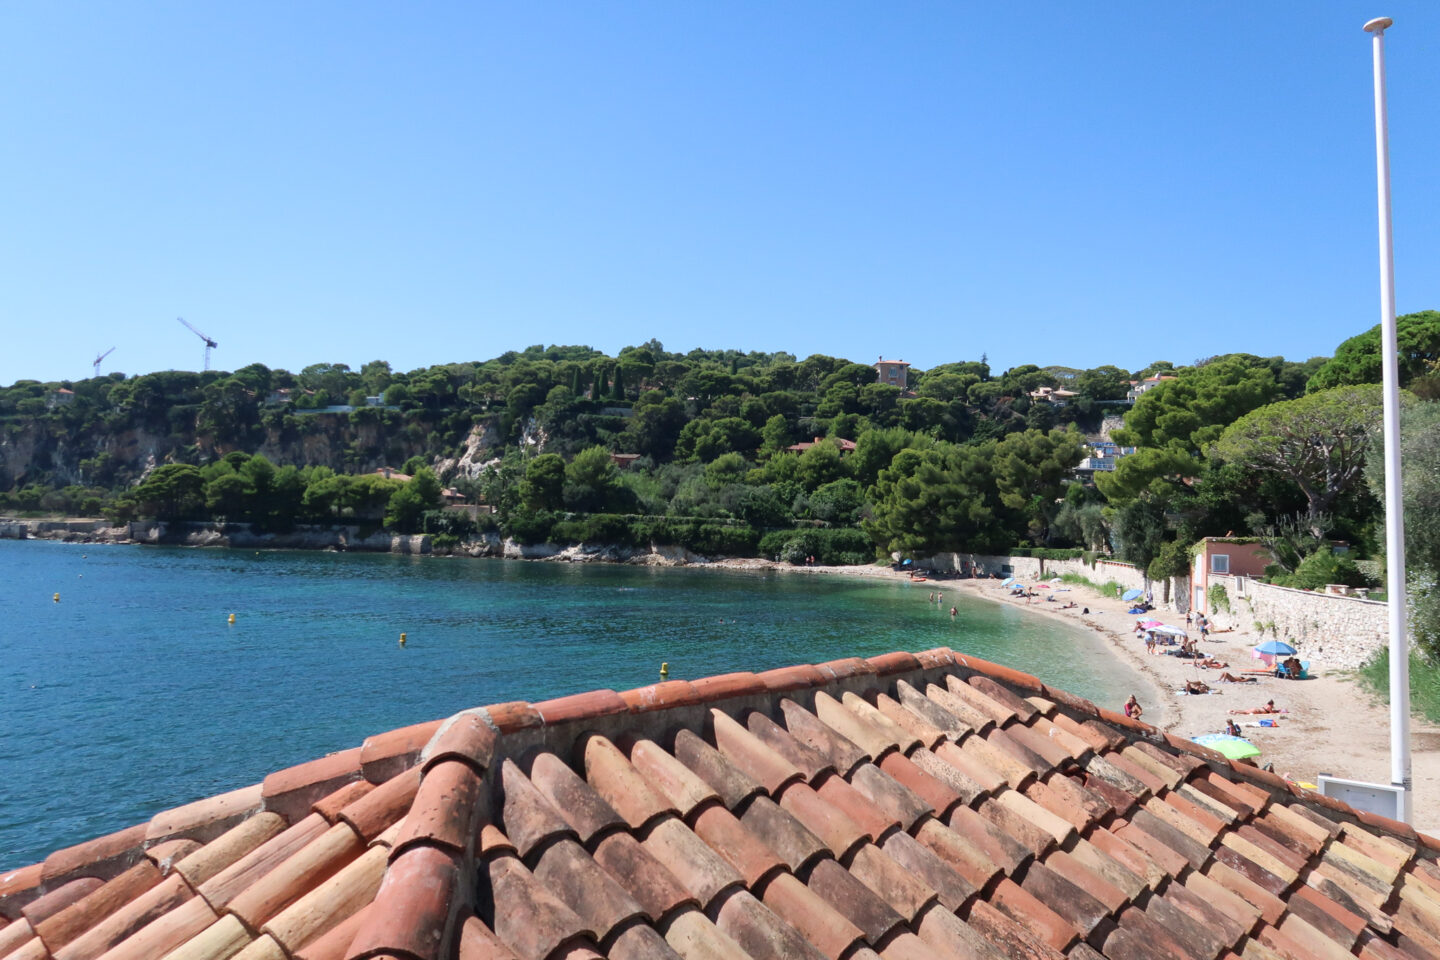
[1364, 17, 1393, 33]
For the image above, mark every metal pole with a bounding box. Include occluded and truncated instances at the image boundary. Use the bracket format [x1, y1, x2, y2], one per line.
[1364, 15, 1411, 823]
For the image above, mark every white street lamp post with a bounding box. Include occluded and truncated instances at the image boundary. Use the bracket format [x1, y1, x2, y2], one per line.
[1363, 15, 1411, 824]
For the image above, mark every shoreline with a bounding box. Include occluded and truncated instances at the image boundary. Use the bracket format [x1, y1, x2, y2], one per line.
[951, 574, 1440, 832]
[12, 529, 1436, 828]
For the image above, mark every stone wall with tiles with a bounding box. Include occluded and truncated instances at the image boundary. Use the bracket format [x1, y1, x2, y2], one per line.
[1207, 574, 1389, 669]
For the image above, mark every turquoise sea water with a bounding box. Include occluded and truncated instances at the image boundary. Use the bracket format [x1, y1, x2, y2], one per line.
[0, 540, 1145, 868]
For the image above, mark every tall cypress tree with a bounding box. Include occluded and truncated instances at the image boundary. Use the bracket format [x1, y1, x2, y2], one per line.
[611, 366, 625, 400]
[570, 366, 582, 396]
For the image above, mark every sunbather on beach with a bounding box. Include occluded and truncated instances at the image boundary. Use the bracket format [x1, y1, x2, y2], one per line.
[1216, 672, 1257, 683]
[1196, 658, 1229, 669]
[1229, 699, 1283, 715]
[1225, 719, 1242, 736]
[1184, 680, 1210, 695]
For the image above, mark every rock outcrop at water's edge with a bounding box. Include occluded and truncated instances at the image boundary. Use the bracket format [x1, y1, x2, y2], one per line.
[0, 517, 714, 565]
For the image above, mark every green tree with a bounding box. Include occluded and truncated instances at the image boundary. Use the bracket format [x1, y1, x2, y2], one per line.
[865, 444, 1009, 556]
[385, 468, 443, 532]
[1074, 365, 1132, 401]
[1211, 385, 1384, 535]
[1367, 400, 1440, 655]
[1308, 311, 1440, 392]
[564, 446, 630, 512]
[1114, 355, 1280, 452]
[133, 464, 204, 520]
[518, 454, 566, 511]
[1112, 497, 1167, 574]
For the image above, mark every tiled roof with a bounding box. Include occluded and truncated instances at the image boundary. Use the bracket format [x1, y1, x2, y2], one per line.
[4, 648, 1440, 960]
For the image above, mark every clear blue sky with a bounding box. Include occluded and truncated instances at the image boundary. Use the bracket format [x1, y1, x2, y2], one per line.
[2, 3, 1437, 386]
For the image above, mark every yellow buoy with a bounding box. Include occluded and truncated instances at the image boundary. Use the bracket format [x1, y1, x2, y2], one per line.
[228, 613, 236, 625]
[399, 632, 407, 646]
[659, 661, 669, 678]
[53, 593, 60, 603]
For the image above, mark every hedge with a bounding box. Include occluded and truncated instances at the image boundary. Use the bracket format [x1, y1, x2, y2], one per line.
[1007, 547, 1085, 561]
[758, 527, 873, 566]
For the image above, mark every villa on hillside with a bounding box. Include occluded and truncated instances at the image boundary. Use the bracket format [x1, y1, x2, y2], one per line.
[1125, 374, 1177, 403]
[875, 357, 910, 390]
[1028, 386, 1079, 407]
[1072, 439, 1137, 478]
[784, 436, 858, 454]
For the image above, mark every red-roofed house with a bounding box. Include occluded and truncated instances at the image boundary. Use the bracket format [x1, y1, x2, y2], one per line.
[784, 436, 858, 454]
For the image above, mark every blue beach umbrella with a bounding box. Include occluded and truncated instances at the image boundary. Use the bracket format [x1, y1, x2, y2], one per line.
[1121, 589, 1144, 602]
[1191, 733, 1261, 760]
[1254, 640, 1297, 656]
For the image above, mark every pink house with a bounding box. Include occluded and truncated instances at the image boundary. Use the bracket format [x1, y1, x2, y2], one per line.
[1191, 537, 1272, 613]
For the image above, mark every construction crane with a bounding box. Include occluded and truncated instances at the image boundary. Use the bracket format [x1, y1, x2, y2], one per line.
[178, 317, 218, 371]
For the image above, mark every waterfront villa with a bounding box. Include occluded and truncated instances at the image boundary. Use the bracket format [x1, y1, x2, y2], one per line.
[1, 646, 1434, 960]
[1125, 375, 1177, 403]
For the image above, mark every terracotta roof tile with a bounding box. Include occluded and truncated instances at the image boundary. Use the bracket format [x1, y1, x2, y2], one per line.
[777, 700, 869, 778]
[19, 878, 103, 927]
[420, 713, 497, 775]
[756, 664, 828, 695]
[872, 694, 946, 749]
[639, 818, 744, 908]
[0, 922, 37, 959]
[531, 839, 646, 944]
[534, 689, 628, 726]
[878, 831, 976, 912]
[338, 766, 422, 844]
[359, 719, 442, 784]
[919, 683, 994, 738]
[590, 832, 697, 923]
[34, 859, 162, 952]
[18, 644, 1440, 960]
[689, 805, 786, 891]
[618, 680, 699, 714]
[350, 844, 461, 960]
[580, 735, 674, 832]
[669, 729, 762, 813]
[41, 824, 147, 887]
[690, 672, 766, 704]
[894, 680, 978, 740]
[259, 842, 387, 953]
[0, 865, 45, 921]
[82, 896, 214, 960]
[708, 711, 806, 797]
[225, 822, 365, 931]
[52, 872, 193, 959]
[623, 738, 722, 819]
[498, 760, 576, 861]
[736, 797, 829, 875]
[173, 811, 286, 891]
[760, 871, 866, 958]
[390, 760, 482, 857]
[743, 711, 836, 782]
[712, 888, 828, 960]
[313, 781, 376, 825]
[294, 901, 371, 960]
[527, 752, 627, 848]
[262, 749, 364, 825]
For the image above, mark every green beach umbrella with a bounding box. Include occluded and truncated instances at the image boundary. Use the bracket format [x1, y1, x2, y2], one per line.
[1191, 733, 1261, 760]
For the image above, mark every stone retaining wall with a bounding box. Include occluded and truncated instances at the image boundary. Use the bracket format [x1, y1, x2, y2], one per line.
[922, 551, 1390, 668]
[1208, 574, 1389, 669]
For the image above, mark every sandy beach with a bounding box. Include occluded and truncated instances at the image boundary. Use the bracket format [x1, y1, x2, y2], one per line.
[714, 556, 1440, 832]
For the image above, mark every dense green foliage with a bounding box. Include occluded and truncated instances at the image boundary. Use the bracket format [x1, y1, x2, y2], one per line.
[2, 321, 1436, 577]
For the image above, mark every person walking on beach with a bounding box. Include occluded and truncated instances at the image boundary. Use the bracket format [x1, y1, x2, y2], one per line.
[1124, 695, 1143, 721]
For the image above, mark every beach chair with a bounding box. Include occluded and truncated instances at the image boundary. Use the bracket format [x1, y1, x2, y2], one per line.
[1274, 662, 1292, 679]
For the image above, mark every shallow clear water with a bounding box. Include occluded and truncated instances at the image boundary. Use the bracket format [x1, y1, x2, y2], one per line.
[0, 540, 1145, 868]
